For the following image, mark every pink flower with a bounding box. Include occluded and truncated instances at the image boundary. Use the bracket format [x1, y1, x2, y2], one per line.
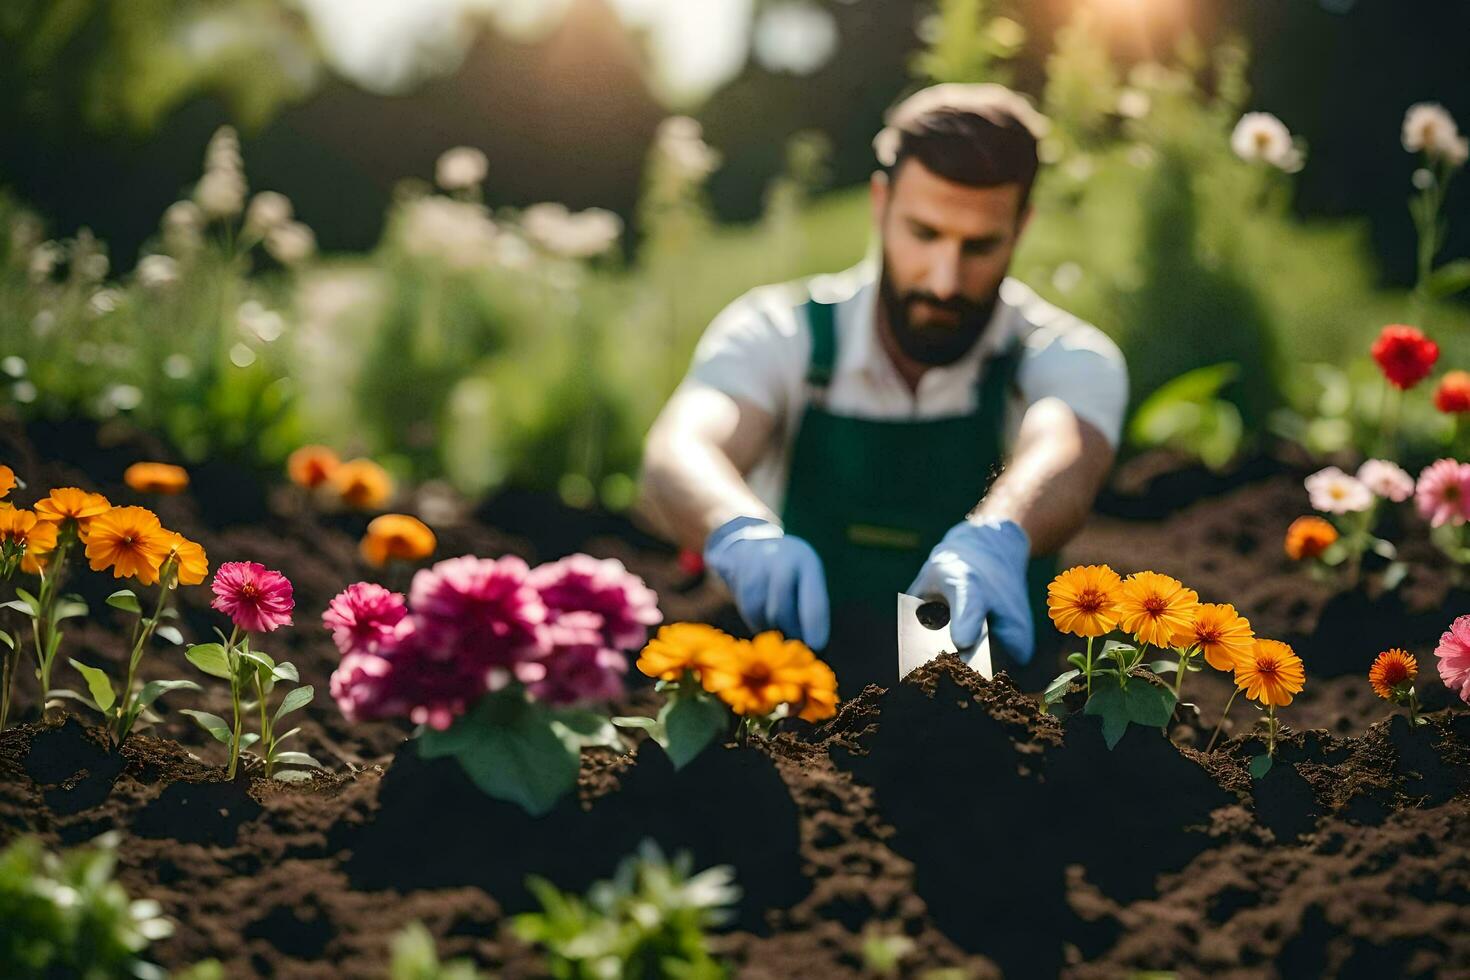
[329, 619, 481, 730]
[408, 555, 547, 667]
[1356, 459, 1415, 503]
[210, 561, 294, 633]
[1434, 614, 1470, 703]
[1305, 466, 1372, 514]
[322, 583, 407, 656]
[517, 611, 628, 706]
[1415, 459, 1470, 528]
[528, 553, 662, 650]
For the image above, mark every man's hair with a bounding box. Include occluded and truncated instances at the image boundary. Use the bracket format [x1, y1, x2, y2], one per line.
[873, 83, 1050, 209]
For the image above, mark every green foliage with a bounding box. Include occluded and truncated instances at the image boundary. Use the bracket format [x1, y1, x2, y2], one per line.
[1083, 672, 1177, 750]
[1129, 363, 1244, 472]
[184, 635, 320, 780]
[613, 682, 729, 770]
[912, 0, 1024, 85]
[515, 841, 738, 980]
[388, 922, 484, 980]
[0, 833, 172, 980]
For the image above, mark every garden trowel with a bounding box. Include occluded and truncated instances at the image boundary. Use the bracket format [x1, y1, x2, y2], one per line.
[896, 593, 993, 680]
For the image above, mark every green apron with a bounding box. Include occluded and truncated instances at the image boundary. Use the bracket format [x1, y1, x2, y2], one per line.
[779, 296, 1056, 643]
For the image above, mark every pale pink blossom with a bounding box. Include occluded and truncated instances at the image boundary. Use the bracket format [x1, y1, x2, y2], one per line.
[1434, 614, 1470, 704]
[1415, 459, 1470, 528]
[1356, 459, 1415, 503]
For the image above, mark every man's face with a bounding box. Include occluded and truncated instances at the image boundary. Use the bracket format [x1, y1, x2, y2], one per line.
[872, 159, 1029, 366]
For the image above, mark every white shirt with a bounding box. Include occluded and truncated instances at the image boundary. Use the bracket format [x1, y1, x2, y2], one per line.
[678, 261, 1129, 515]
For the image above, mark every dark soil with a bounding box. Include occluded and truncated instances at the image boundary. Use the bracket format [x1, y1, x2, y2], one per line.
[2, 418, 1469, 979]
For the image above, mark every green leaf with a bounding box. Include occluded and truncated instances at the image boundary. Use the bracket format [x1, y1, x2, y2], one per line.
[273, 685, 313, 724]
[1150, 660, 1179, 675]
[181, 709, 232, 743]
[1381, 561, 1410, 593]
[1123, 681, 1177, 728]
[14, 587, 41, 615]
[0, 631, 12, 650]
[548, 708, 621, 751]
[240, 733, 260, 750]
[1066, 651, 1088, 671]
[53, 598, 89, 622]
[46, 688, 100, 712]
[272, 770, 314, 783]
[186, 643, 231, 679]
[106, 589, 141, 614]
[238, 649, 275, 673]
[272, 662, 300, 684]
[1101, 640, 1138, 659]
[154, 625, 184, 646]
[611, 715, 659, 731]
[0, 600, 33, 615]
[136, 679, 202, 710]
[271, 751, 322, 768]
[1427, 258, 1470, 298]
[419, 697, 580, 815]
[274, 726, 301, 745]
[1043, 669, 1081, 705]
[662, 693, 727, 769]
[69, 659, 115, 712]
[1084, 682, 1129, 749]
[1249, 754, 1274, 779]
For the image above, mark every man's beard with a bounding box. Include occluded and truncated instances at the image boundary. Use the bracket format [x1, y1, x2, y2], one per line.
[878, 258, 998, 367]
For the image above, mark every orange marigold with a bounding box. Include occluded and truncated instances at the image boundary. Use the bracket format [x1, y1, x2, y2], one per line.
[333, 459, 394, 510]
[636, 623, 734, 681]
[124, 462, 189, 495]
[1234, 638, 1307, 707]
[1284, 516, 1338, 561]
[0, 507, 58, 574]
[33, 487, 112, 539]
[795, 658, 840, 722]
[700, 631, 815, 717]
[1368, 648, 1417, 701]
[287, 444, 341, 489]
[1047, 564, 1123, 637]
[1116, 571, 1200, 648]
[360, 514, 436, 567]
[162, 532, 210, 586]
[0, 464, 15, 499]
[84, 506, 173, 584]
[1174, 602, 1256, 672]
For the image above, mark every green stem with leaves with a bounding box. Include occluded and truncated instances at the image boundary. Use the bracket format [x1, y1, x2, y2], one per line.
[1084, 635, 1094, 697]
[113, 565, 173, 743]
[1206, 685, 1241, 753]
[224, 626, 243, 779]
[254, 671, 273, 777]
[30, 536, 73, 716]
[1172, 646, 1193, 701]
[1264, 704, 1279, 759]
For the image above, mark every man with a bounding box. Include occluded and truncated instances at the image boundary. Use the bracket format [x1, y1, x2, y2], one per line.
[638, 83, 1127, 670]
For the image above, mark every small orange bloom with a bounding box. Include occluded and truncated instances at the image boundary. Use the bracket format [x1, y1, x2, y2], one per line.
[700, 631, 814, 717]
[162, 532, 209, 586]
[636, 623, 736, 681]
[795, 658, 840, 722]
[1047, 564, 1123, 638]
[1434, 371, 1470, 414]
[360, 514, 436, 566]
[0, 465, 15, 499]
[34, 487, 113, 539]
[287, 445, 341, 489]
[124, 462, 189, 495]
[1285, 516, 1338, 561]
[0, 507, 59, 574]
[84, 506, 173, 584]
[332, 459, 394, 510]
[1369, 648, 1417, 701]
[1174, 602, 1256, 672]
[1234, 638, 1307, 707]
[1117, 572, 1200, 648]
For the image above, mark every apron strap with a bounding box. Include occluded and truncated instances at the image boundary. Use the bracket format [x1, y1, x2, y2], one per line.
[804, 298, 838, 388]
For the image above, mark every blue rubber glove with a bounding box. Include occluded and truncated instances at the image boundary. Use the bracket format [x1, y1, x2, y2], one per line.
[703, 516, 831, 649]
[906, 517, 1034, 666]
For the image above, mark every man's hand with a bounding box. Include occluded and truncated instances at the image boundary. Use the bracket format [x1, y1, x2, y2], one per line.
[907, 517, 1034, 665]
[704, 516, 831, 649]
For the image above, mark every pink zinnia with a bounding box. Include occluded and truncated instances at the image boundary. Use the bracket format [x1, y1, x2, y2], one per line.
[322, 582, 408, 656]
[329, 619, 480, 730]
[211, 561, 294, 633]
[1357, 459, 1415, 503]
[528, 553, 663, 651]
[408, 555, 547, 667]
[1415, 459, 1470, 528]
[1434, 614, 1470, 704]
[516, 610, 628, 706]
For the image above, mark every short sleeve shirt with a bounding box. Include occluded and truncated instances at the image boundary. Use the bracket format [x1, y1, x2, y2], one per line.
[678, 261, 1129, 515]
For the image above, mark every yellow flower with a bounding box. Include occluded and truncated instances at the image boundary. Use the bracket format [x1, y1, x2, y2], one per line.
[162, 532, 209, 586]
[84, 507, 173, 584]
[0, 508, 58, 574]
[287, 444, 341, 489]
[1174, 602, 1255, 672]
[124, 462, 190, 495]
[33, 487, 112, 540]
[1046, 564, 1123, 637]
[1234, 639, 1306, 707]
[1116, 571, 1200, 648]
[636, 623, 734, 681]
[360, 514, 436, 567]
[700, 631, 814, 717]
[795, 658, 840, 722]
[1368, 648, 1417, 701]
[0, 465, 15, 499]
[332, 459, 394, 510]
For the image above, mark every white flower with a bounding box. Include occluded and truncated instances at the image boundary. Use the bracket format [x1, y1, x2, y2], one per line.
[656, 116, 720, 183]
[162, 200, 204, 254]
[237, 301, 286, 343]
[1116, 89, 1151, 120]
[27, 242, 60, 283]
[1402, 102, 1462, 162]
[194, 169, 246, 220]
[435, 146, 488, 191]
[753, 1, 838, 76]
[521, 203, 622, 259]
[245, 191, 293, 236]
[137, 254, 180, 289]
[1231, 112, 1302, 171]
[265, 221, 316, 266]
[1356, 459, 1414, 503]
[87, 288, 122, 318]
[204, 126, 243, 176]
[1449, 136, 1470, 169]
[399, 196, 498, 270]
[1305, 466, 1373, 514]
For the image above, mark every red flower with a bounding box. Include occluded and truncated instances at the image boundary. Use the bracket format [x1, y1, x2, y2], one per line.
[1434, 370, 1470, 414]
[1371, 325, 1439, 390]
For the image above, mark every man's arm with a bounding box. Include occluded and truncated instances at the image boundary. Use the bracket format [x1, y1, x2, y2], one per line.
[971, 396, 1116, 555]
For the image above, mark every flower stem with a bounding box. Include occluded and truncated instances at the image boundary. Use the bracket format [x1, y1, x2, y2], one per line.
[1206, 686, 1241, 753]
[1265, 704, 1278, 759]
[32, 537, 73, 716]
[255, 672, 272, 776]
[0, 646, 13, 732]
[1407, 687, 1421, 726]
[1172, 647, 1191, 701]
[116, 571, 173, 743]
[224, 626, 242, 779]
[1084, 635, 1094, 698]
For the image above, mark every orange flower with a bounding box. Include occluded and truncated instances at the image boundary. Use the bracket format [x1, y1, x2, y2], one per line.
[1116, 572, 1200, 648]
[332, 459, 394, 510]
[1284, 516, 1338, 561]
[1368, 648, 1417, 701]
[84, 507, 173, 584]
[636, 623, 735, 681]
[0, 507, 59, 574]
[287, 445, 341, 489]
[1174, 602, 1256, 672]
[700, 631, 815, 717]
[795, 658, 840, 722]
[162, 532, 209, 586]
[360, 514, 436, 567]
[33, 487, 112, 539]
[0, 465, 15, 499]
[124, 462, 189, 495]
[1234, 638, 1306, 707]
[1047, 564, 1123, 637]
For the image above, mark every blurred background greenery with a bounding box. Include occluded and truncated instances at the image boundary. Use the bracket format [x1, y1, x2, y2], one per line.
[2, 0, 1468, 509]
